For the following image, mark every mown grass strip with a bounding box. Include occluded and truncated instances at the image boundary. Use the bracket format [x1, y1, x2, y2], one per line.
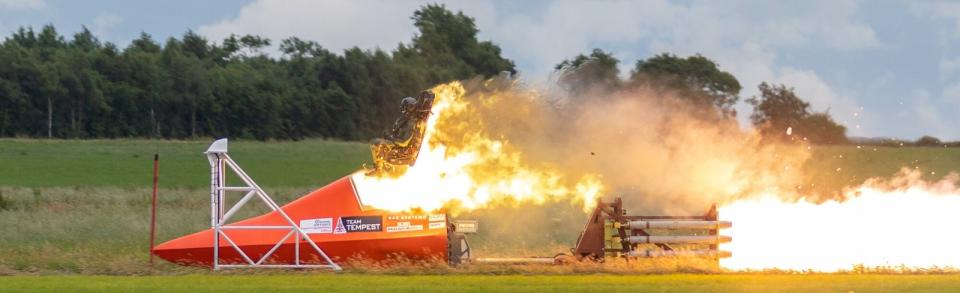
[0, 139, 370, 188]
[3, 274, 960, 293]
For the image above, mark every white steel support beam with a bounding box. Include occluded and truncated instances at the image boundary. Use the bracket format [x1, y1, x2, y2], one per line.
[204, 138, 341, 271]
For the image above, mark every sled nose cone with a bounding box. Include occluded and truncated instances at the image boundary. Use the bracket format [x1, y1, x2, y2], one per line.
[153, 229, 218, 267]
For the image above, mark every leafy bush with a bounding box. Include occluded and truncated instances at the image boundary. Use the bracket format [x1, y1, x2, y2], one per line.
[915, 135, 942, 146]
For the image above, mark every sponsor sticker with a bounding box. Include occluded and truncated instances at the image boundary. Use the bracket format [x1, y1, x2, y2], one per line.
[386, 221, 424, 232]
[387, 215, 428, 221]
[299, 217, 333, 234]
[333, 218, 347, 234]
[455, 220, 478, 233]
[428, 214, 446, 222]
[428, 222, 446, 230]
[334, 216, 382, 233]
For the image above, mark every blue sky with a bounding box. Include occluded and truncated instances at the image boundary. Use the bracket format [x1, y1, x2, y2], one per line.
[2, 0, 958, 140]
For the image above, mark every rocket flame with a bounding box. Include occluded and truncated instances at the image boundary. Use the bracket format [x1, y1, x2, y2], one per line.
[352, 82, 603, 213]
[720, 169, 960, 271]
[348, 79, 958, 272]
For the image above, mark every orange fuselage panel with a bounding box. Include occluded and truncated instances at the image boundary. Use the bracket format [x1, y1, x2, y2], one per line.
[152, 176, 448, 267]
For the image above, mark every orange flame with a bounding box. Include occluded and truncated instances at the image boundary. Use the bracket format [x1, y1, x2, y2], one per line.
[351, 82, 603, 213]
[350, 80, 960, 272]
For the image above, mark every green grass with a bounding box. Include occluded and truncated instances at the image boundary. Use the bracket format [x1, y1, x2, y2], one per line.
[0, 186, 323, 274]
[0, 139, 958, 276]
[3, 274, 960, 292]
[0, 139, 371, 274]
[2, 139, 957, 191]
[803, 145, 960, 195]
[0, 139, 370, 188]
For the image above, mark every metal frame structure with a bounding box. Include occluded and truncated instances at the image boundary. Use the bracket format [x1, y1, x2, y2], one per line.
[205, 139, 341, 270]
[573, 197, 731, 261]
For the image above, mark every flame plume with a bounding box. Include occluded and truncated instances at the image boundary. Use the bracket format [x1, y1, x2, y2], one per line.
[720, 169, 960, 271]
[351, 80, 960, 272]
[351, 82, 603, 213]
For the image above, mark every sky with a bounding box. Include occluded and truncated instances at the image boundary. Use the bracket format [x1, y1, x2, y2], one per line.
[1, 0, 959, 140]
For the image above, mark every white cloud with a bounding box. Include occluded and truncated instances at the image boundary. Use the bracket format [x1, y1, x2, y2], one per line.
[0, 0, 44, 10]
[465, 0, 877, 125]
[911, 1, 960, 38]
[876, 87, 960, 140]
[200, 0, 879, 74]
[906, 90, 955, 139]
[775, 68, 859, 114]
[616, 1, 873, 132]
[940, 57, 960, 81]
[201, 0, 877, 134]
[92, 13, 122, 37]
[772, 67, 863, 131]
[199, 0, 425, 53]
[912, 2, 960, 139]
[727, 61, 864, 134]
[649, 1, 880, 52]
[942, 81, 960, 109]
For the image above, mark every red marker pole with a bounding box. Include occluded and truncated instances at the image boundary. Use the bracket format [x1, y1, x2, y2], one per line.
[149, 153, 159, 265]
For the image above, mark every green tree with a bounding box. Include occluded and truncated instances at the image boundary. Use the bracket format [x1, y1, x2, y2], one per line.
[279, 37, 323, 58]
[411, 4, 515, 81]
[124, 33, 166, 137]
[799, 112, 848, 144]
[39, 56, 67, 138]
[632, 53, 741, 116]
[0, 5, 519, 141]
[62, 27, 109, 138]
[181, 30, 211, 60]
[34, 25, 68, 138]
[0, 32, 45, 136]
[748, 82, 847, 144]
[10, 27, 37, 48]
[554, 48, 620, 95]
[748, 83, 809, 141]
[915, 135, 942, 146]
[0, 79, 29, 136]
[223, 34, 270, 59]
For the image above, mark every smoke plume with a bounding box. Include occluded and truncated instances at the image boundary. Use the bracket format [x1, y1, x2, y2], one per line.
[453, 77, 810, 214]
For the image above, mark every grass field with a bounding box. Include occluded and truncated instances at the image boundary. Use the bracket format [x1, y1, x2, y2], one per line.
[0, 139, 370, 188]
[4, 274, 960, 292]
[1, 139, 959, 291]
[803, 145, 960, 195]
[0, 139, 368, 274]
[3, 139, 957, 190]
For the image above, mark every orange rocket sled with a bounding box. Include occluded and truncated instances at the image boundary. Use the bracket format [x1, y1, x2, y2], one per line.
[152, 176, 452, 267]
[154, 92, 469, 269]
[152, 139, 466, 269]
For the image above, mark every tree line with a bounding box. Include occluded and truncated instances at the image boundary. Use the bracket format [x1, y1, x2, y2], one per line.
[0, 4, 862, 144]
[554, 49, 849, 144]
[0, 5, 513, 140]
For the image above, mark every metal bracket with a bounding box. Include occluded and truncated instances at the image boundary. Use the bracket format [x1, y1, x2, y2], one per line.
[205, 138, 341, 270]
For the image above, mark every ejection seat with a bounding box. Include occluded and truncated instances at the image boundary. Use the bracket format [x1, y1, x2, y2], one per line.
[365, 91, 435, 177]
